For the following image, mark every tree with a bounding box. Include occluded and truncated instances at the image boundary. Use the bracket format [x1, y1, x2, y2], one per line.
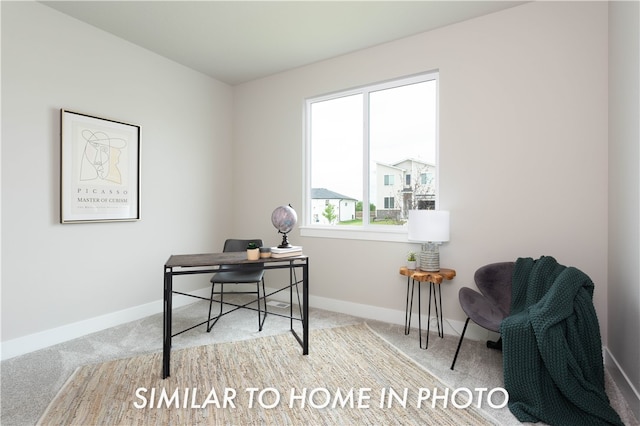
[322, 203, 338, 224]
[356, 201, 376, 212]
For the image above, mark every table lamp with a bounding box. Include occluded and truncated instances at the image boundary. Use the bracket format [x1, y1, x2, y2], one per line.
[407, 210, 450, 271]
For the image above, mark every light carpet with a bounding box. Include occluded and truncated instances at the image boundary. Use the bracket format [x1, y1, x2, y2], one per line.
[38, 323, 497, 425]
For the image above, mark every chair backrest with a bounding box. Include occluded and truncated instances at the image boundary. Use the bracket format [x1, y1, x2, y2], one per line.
[474, 261, 515, 317]
[223, 239, 263, 253]
[221, 239, 264, 271]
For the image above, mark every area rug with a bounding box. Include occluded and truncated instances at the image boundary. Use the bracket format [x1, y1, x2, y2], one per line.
[38, 323, 496, 425]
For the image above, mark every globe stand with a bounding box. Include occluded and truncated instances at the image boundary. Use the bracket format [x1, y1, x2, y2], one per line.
[278, 232, 292, 248]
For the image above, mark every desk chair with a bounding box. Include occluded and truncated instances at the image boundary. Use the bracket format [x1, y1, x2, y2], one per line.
[207, 239, 267, 332]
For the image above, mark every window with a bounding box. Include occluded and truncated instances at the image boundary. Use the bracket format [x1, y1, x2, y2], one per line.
[421, 173, 433, 185]
[304, 71, 438, 240]
[384, 197, 395, 209]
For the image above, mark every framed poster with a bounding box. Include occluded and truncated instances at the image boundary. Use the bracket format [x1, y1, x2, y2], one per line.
[60, 110, 141, 223]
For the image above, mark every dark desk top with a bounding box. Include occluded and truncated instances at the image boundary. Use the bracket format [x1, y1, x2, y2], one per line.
[165, 252, 307, 268]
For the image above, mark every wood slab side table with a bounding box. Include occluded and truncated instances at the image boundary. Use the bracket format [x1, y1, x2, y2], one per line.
[399, 267, 456, 349]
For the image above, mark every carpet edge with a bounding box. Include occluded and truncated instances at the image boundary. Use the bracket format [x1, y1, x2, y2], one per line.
[363, 322, 502, 426]
[36, 366, 82, 426]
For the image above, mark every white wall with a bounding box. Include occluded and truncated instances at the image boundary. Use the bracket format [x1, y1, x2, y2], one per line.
[233, 1, 610, 338]
[0, 1, 618, 369]
[1, 2, 233, 344]
[608, 0, 640, 417]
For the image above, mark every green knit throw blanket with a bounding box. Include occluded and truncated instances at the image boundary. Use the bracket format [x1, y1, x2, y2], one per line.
[500, 256, 623, 425]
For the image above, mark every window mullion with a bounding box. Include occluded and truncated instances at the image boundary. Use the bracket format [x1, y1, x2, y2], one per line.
[362, 91, 370, 227]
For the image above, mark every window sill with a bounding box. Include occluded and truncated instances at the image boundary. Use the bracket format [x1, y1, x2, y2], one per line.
[300, 225, 409, 243]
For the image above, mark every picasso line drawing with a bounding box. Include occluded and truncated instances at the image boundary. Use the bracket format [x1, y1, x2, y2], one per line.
[79, 129, 127, 184]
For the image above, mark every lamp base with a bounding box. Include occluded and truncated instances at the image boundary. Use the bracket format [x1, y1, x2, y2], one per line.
[419, 243, 440, 271]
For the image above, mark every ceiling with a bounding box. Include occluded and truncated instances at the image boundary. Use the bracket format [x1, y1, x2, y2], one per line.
[42, 1, 525, 86]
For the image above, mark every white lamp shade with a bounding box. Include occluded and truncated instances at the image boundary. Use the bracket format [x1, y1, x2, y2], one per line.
[407, 210, 450, 242]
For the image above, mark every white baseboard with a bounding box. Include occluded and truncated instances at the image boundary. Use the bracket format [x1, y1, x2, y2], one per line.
[604, 347, 640, 420]
[1, 286, 493, 361]
[264, 286, 497, 342]
[0, 287, 211, 361]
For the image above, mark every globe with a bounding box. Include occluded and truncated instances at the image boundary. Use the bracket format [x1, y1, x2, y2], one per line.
[271, 205, 297, 247]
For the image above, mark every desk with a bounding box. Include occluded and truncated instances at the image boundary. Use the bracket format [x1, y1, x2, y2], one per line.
[163, 253, 309, 379]
[399, 267, 456, 349]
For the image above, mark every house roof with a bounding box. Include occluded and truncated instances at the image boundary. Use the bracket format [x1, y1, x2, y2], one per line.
[395, 158, 435, 167]
[376, 157, 435, 170]
[376, 162, 406, 172]
[311, 188, 356, 201]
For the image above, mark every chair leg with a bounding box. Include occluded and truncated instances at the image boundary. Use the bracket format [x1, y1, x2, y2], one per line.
[207, 282, 215, 332]
[261, 278, 268, 324]
[450, 317, 470, 370]
[257, 278, 267, 332]
[487, 337, 502, 350]
[256, 281, 262, 331]
[207, 283, 224, 332]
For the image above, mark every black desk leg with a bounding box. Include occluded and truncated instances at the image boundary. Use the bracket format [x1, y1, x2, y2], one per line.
[163, 267, 172, 379]
[289, 264, 293, 330]
[302, 259, 309, 355]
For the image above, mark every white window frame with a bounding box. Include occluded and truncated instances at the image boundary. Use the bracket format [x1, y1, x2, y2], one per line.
[301, 71, 439, 242]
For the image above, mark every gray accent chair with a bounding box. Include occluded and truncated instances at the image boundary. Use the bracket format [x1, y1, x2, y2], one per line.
[450, 261, 514, 370]
[207, 239, 267, 332]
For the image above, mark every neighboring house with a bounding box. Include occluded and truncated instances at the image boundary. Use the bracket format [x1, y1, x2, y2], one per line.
[376, 158, 436, 220]
[311, 188, 357, 224]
